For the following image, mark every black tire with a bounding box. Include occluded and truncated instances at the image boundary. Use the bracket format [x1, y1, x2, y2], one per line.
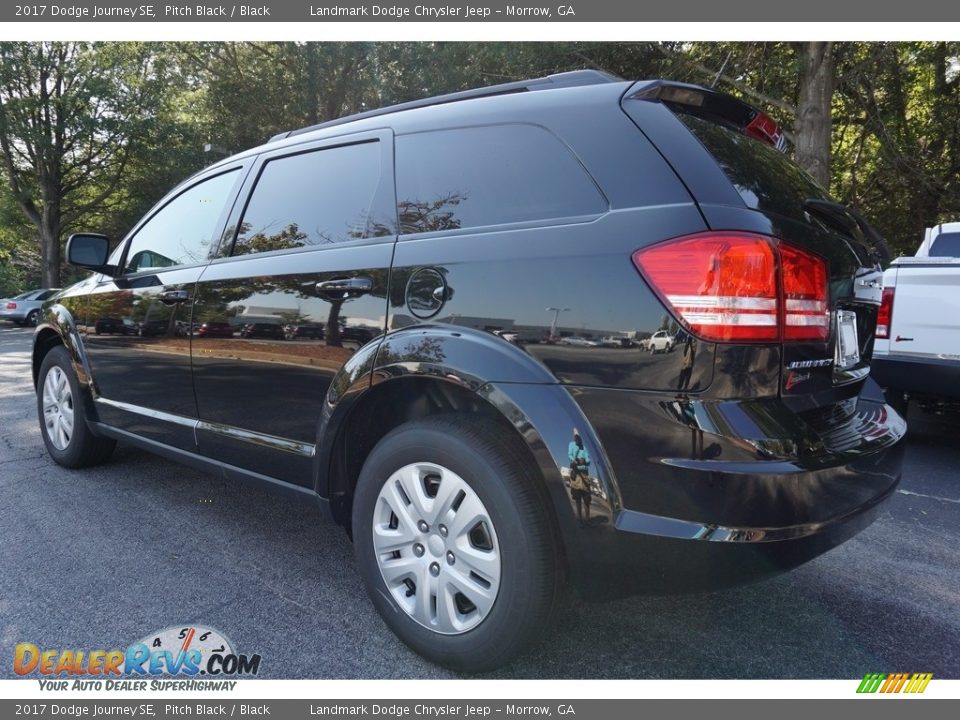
[352, 414, 560, 673]
[26, 309, 41, 326]
[37, 345, 116, 468]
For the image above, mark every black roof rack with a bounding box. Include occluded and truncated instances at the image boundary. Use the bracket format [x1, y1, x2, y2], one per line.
[268, 69, 622, 143]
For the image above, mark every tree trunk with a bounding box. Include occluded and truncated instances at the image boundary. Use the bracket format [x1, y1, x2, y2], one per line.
[39, 213, 61, 289]
[794, 42, 835, 188]
[325, 299, 344, 347]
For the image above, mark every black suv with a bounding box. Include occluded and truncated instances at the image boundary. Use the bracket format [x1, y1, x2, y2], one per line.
[33, 71, 905, 673]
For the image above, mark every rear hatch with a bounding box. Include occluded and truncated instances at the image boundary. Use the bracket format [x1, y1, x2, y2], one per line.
[621, 82, 888, 415]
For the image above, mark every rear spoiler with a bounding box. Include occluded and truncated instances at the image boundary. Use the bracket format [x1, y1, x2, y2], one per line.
[629, 80, 787, 153]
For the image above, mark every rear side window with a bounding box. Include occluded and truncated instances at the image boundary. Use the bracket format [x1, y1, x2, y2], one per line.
[678, 114, 828, 222]
[930, 232, 960, 257]
[233, 141, 390, 255]
[395, 124, 606, 235]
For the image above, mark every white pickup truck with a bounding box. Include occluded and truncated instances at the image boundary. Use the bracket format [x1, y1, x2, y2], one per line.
[871, 222, 960, 411]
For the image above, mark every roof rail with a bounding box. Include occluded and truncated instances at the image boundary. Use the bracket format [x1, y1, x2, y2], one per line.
[268, 69, 622, 143]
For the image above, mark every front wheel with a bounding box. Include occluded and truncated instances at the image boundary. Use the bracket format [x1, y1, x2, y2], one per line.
[37, 346, 116, 468]
[352, 415, 560, 673]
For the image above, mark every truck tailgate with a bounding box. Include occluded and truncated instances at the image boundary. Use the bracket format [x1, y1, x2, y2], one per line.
[889, 257, 960, 359]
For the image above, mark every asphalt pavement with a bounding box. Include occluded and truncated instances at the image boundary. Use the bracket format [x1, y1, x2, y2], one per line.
[1, 323, 958, 679]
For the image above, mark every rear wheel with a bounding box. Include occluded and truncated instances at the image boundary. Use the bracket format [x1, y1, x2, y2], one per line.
[26, 309, 41, 326]
[37, 346, 116, 468]
[352, 415, 560, 673]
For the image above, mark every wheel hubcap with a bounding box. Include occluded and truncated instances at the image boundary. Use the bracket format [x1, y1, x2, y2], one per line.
[372, 462, 501, 635]
[42, 367, 74, 451]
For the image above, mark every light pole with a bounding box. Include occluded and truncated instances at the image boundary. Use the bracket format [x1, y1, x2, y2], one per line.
[546, 307, 570, 341]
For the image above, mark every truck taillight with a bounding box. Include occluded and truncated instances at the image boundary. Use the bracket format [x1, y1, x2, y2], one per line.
[876, 287, 895, 339]
[632, 232, 829, 343]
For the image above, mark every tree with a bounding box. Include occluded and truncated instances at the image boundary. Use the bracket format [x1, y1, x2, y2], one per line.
[0, 42, 171, 287]
[794, 42, 835, 187]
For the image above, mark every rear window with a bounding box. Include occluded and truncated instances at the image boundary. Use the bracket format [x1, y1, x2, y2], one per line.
[930, 231, 960, 257]
[395, 124, 606, 234]
[678, 114, 829, 222]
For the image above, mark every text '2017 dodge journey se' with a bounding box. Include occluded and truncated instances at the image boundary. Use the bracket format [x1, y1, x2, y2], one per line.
[34, 71, 905, 673]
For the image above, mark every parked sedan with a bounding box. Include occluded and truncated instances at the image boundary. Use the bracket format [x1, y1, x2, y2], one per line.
[284, 323, 325, 341]
[196, 321, 235, 338]
[0, 288, 60, 326]
[240, 322, 285, 340]
[94, 317, 138, 335]
[559, 336, 599, 347]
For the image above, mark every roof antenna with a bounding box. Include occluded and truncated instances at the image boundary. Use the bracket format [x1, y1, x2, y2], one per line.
[711, 51, 732, 89]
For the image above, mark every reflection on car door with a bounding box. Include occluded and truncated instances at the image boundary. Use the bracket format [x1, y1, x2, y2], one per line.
[81, 166, 246, 450]
[190, 131, 396, 487]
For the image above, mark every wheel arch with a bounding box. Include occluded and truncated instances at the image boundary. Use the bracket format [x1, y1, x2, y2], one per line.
[32, 304, 99, 421]
[315, 326, 625, 591]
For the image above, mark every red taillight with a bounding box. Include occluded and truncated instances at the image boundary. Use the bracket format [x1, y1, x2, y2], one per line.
[780, 243, 829, 341]
[876, 287, 895, 339]
[5, 302, 15, 310]
[632, 232, 829, 343]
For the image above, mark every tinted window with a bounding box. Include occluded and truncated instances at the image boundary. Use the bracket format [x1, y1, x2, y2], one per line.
[35, 290, 58, 301]
[124, 170, 239, 273]
[395, 125, 606, 234]
[679, 114, 829, 222]
[233, 141, 389, 255]
[930, 232, 960, 257]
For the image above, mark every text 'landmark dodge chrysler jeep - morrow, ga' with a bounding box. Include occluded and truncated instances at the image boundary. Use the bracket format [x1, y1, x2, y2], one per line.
[33, 71, 906, 672]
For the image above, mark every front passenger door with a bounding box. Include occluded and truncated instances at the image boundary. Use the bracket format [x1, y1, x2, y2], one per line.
[82, 166, 245, 450]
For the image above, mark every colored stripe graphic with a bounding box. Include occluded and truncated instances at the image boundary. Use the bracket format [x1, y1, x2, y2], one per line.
[857, 673, 886, 693]
[857, 672, 932, 694]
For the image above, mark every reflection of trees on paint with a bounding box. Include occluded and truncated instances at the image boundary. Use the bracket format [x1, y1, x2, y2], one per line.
[231, 222, 308, 256]
[376, 336, 446, 366]
[396, 193, 466, 235]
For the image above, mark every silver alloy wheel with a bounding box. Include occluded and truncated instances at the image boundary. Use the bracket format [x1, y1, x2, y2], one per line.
[42, 366, 74, 451]
[372, 462, 501, 635]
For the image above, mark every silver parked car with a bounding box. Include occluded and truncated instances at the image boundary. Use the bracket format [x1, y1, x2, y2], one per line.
[0, 288, 60, 326]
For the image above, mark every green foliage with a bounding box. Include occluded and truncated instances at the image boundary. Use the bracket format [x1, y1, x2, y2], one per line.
[2, 40, 959, 284]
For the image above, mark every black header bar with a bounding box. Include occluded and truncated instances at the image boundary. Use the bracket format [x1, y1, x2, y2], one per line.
[2, 0, 959, 22]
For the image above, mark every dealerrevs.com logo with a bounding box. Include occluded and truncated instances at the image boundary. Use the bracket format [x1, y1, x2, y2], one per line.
[14, 625, 262, 691]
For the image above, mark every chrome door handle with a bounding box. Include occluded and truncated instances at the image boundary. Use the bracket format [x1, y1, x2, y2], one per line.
[316, 277, 373, 297]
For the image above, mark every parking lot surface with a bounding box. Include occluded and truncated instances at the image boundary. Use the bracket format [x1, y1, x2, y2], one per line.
[1, 323, 958, 679]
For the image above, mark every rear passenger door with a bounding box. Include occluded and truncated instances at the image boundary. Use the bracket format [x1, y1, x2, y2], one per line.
[190, 130, 396, 487]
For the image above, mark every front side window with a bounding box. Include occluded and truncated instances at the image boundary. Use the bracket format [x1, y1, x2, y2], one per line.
[231, 141, 389, 256]
[395, 124, 606, 235]
[124, 169, 240, 274]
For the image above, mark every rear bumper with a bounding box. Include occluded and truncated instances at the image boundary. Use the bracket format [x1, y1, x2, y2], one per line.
[871, 353, 960, 401]
[584, 438, 902, 597]
[0, 308, 28, 321]
[565, 389, 906, 599]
